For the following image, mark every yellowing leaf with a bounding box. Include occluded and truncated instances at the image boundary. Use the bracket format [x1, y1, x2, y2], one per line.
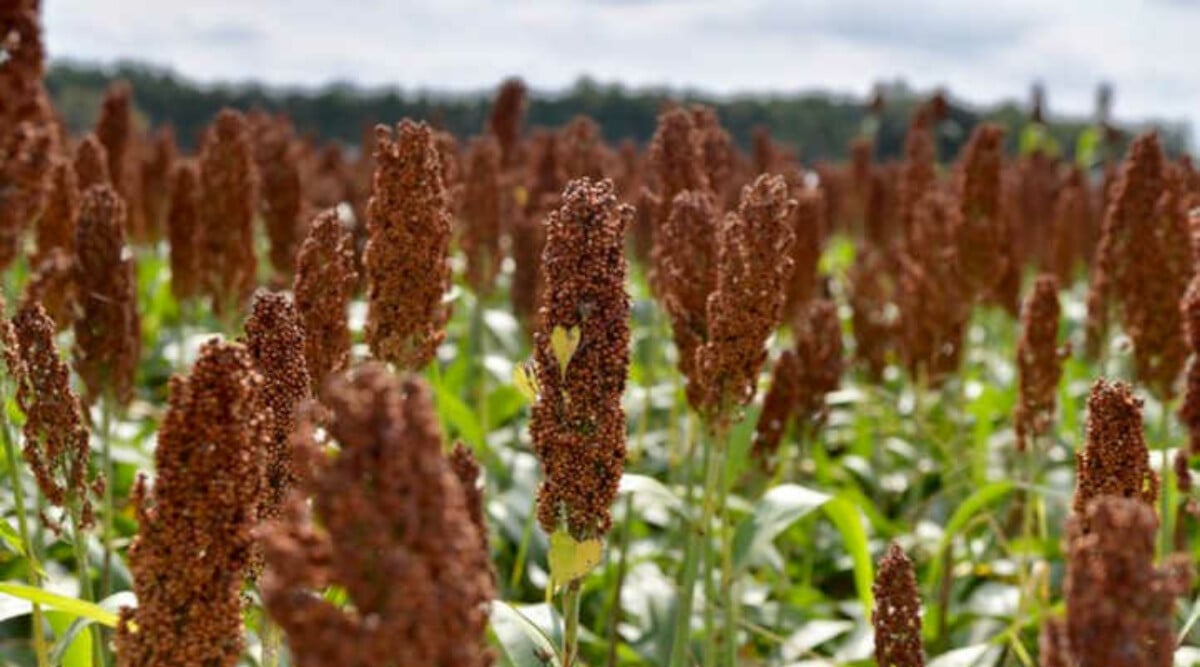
[550, 326, 581, 378]
[513, 185, 529, 208]
[547, 530, 602, 595]
[513, 360, 540, 402]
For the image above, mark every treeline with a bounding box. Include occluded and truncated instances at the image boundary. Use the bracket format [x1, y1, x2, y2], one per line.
[46, 60, 1191, 161]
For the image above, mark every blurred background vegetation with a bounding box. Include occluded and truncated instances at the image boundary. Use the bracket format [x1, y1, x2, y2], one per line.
[46, 60, 1192, 160]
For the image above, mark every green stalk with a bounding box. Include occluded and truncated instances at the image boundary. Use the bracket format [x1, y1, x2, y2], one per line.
[1159, 401, 1172, 558]
[716, 423, 736, 667]
[100, 395, 116, 599]
[604, 495, 635, 667]
[2, 415, 50, 667]
[667, 423, 715, 667]
[508, 507, 536, 591]
[562, 581, 583, 667]
[70, 515, 103, 667]
[261, 614, 281, 667]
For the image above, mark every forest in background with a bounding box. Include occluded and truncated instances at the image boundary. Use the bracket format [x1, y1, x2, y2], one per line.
[45, 60, 1193, 161]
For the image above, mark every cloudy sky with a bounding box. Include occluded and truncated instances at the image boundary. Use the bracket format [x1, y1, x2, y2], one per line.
[44, 0, 1200, 142]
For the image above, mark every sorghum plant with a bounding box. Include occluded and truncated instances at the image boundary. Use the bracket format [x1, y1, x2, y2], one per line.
[292, 209, 357, 393]
[873, 543, 925, 667]
[199, 108, 260, 317]
[1013, 275, 1067, 452]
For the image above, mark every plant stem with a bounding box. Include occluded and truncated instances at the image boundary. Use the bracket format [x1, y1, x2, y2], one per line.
[1160, 400, 1172, 558]
[604, 495, 634, 667]
[261, 614, 281, 667]
[715, 424, 736, 667]
[71, 517, 104, 667]
[667, 422, 714, 667]
[100, 395, 116, 599]
[2, 414, 50, 667]
[562, 580, 583, 667]
[508, 505, 536, 591]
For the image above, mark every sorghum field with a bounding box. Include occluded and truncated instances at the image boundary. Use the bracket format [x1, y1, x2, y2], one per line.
[2, 3, 1200, 667]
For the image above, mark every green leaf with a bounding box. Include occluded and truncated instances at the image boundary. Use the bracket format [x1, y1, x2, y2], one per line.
[0, 582, 119, 627]
[0, 518, 25, 556]
[547, 530, 602, 595]
[490, 601, 563, 667]
[733, 484, 831, 572]
[433, 381, 485, 448]
[822, 497, 874, 613]
[924, 481, 1016, 593]
[50, 593, 134, 666]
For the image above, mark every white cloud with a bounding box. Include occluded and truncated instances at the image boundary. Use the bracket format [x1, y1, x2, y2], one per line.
[42, 0, 1200, 145]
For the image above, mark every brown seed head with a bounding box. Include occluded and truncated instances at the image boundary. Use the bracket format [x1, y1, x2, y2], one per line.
[751, 350, 801, 469]
[696, 174, 796, 423]
[242, 291, 312, 520]
[0, 0, 47, 135]
[260, 366, 494, 667]
[872, 542, 925, 667]
[34, 158, 78, 265]
[166, 160, 201, 303]
[23, 248, 74, 329]
[73, 184, 140, 406]
[953, 123, 1005, 300]
[1073, 379, 1158, 522]
[558, 115, 606, 181]
[1038, 617, 1071, 667]
[115, 340, 270, 667]
[649, 108, 709, 226]
[1065, 497, 1189, 667]
[530, 178, 631, 539]
[461, 135, 504, 295]
[847, 247, 895, 381]
[691, 105, 736, 205]
[364, 119, 452, 371]
[73, 133, 110, 190]
[139, 125, 176, 242]
[654, 189, 719, 409]
[0, 120, 52, 269]
[897, 189, 968, 384]
[95, 81, 132, 192]
[784, 183, 826, 320]
[897, 99, 939, 246]
[450, 442, 491, 569]
[1014, 275, 1067, 452]
[1180, 274, 1200, 459]
[253, 114, 306, 276]
[199, 108, 260, 315]
[793, 299, 844, 428]
[292, 209, 357, 393]
[11, 301, 95, 530]
[488, 77, 526, 168]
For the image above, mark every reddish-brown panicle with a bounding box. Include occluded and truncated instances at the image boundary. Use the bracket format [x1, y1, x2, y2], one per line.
[649, 107, 710, 229]
[450, 442, 491, 566]
[751, 351, 801, 469]
[0, 121, 52, 270]
[73, 133, 111, 190]
[1013, 275, 1067, 452]
[897, 99, 939, 247]
[654, 189, 719, 409]
[872, 542, 925, 667]
[23, 248, 74, 329]
[139, 125, 176, 242]
[198, 108, 260, 315]
[95, 81, 144, 237]
[259, 366, 494, 667]
[784, 182, 826, 320]
[34, 158, 78, 265]
[953, 123, 1005, 300]
[691, 105, 736, 206]
[1050, 166, 1090, 283]
[461, 135, 503, 295]
[847, 247, 895, 382]
[11, 301, 96, 530]
[1179, 274, 1200, 490]
[0, 0, 47, 136]
[488, 77, 526, 168]
[253, 114, 306, 277]
[696, 174, 796, 424]
[1038, 617, 1071, 667]
[115, 340, 270, 667]
[530, 178, 631, 539]
[292, 209, 357, 393]
[166, 160, 201, 303]
[364, 119, 452, 370]
[1073, 379, 1158, 521]
[897, 189, 968, 384]
[73, 184, 140, 407]
[793, 299, 844, 430]
[1065, 497, 1190, 667]
[558, 115, 606, 181]
[242, 291, 312, 520]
